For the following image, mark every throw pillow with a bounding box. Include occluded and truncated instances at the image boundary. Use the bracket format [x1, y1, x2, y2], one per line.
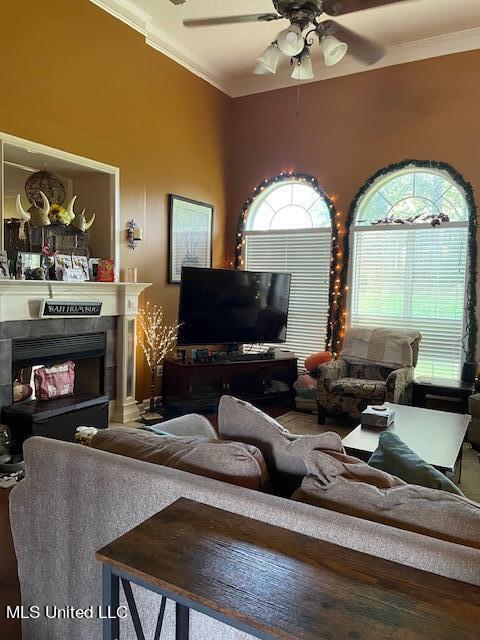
[292, 450, 480, 548]
[368, 431, 464, 496]
[91, 427, 269, 491]
[304, 351, 332, 373]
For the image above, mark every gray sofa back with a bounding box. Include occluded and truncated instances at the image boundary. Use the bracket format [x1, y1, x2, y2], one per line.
[10, 437, 480, 640]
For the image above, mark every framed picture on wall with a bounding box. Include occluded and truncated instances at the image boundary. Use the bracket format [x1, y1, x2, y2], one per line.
[168, 194, 213, 284]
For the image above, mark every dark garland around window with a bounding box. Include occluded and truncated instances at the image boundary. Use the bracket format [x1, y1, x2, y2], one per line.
[233, 172, 342, 353]
[344, 159, 478, 366]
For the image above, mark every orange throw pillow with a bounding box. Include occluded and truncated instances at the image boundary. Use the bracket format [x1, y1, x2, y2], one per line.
[305, 351, 332, 373]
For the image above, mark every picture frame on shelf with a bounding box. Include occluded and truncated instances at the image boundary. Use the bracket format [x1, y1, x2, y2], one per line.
[88, 258, 99, 281]
[17, 252, 42, 280]
[62, 268, 86, 283]
[54, 254, 73, 281]
[72, 255, 90, 281]
[0, 250, 9, 279]
[168, 194, 213, 284]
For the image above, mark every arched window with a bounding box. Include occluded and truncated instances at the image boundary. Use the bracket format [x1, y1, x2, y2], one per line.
[348, 161, 476, 379]
[238, 174, 335, 362]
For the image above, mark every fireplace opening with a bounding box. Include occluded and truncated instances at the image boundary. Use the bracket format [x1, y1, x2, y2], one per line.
[12, 333, 106, 400]
[3, 333, 110, 452]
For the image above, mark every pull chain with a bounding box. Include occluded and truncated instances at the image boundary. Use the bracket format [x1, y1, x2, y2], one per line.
[296, 79, 302, 119]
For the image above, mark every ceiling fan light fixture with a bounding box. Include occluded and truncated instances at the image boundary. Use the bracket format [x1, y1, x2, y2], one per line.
[291, 54, 314, 80]
[321, 34, 348, 66]
[277, 24, 305, 57]
[256, 43, 281, 74]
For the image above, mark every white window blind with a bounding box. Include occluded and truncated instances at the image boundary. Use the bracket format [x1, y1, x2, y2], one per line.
[350, 225, 468, 379]
[245, 230, 331, 363]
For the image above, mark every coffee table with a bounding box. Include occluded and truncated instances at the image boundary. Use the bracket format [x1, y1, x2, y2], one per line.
[342, 403, 469, 483]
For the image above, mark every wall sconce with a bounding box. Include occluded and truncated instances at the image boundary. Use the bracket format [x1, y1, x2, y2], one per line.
[126, 219, 143, 250]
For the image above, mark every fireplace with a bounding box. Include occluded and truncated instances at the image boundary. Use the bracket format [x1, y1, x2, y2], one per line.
[12, 332, 108, 398]
[0, 280, 151, 423]
[1, 321, 120, 452]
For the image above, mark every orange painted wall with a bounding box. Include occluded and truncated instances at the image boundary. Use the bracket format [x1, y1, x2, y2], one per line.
[0, 0, 230, 400]
[228, 50, 480, 261]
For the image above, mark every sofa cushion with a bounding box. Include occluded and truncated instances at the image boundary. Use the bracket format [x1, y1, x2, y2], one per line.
[328, 377, 386, 400]
[91, 427, 268, 490]
[292, 450, 480, 548]
[368, 431, 464, 496]
[218, 396, 344, 493]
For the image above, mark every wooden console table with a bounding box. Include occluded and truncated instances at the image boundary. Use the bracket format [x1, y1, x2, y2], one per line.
[96, 498, 479, 640]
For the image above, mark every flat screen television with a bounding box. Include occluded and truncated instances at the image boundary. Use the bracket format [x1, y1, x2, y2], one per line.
[177, 267, 291, 346]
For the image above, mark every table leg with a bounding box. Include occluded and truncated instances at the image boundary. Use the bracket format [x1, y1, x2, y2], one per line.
[102, 565, 120, 640]
[455, 446, 463, 484]
[176, 602, 190, 640]
[444, 449, 463, 485]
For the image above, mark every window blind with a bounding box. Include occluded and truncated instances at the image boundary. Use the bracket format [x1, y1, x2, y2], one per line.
[350, 225, 468, 379]
[244, 230, 331, 364]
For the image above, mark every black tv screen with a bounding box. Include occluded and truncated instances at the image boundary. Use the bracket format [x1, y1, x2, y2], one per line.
[177, 267, 291, 346]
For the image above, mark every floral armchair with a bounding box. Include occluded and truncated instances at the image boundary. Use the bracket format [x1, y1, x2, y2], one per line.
[316, 329, 420, 423]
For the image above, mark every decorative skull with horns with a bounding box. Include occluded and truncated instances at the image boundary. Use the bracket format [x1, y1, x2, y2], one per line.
[68, 195, 96, 232]
[16, 192, 95, 232]
[16, 191, 51, 227]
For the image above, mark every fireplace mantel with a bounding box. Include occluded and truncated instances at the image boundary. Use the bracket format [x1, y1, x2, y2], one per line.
[0, 280, 152, 423]
[0, 280, 150, 322]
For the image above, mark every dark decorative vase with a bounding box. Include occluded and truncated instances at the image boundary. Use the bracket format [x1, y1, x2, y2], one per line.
[462, 362, 477, 384]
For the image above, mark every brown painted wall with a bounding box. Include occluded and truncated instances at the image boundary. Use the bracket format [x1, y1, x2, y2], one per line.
[0, 0, 230, 400]
[228, 50, 480, 260]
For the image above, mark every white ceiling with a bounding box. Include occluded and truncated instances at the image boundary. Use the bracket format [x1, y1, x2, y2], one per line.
[90, 0, 480, 97]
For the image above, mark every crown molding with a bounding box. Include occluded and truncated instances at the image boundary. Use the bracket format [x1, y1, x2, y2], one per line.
[89, 0, 150, 34]
[89, 0, 232, 94]
[89, 1, 480, 99]
[145, 23, 229, 94]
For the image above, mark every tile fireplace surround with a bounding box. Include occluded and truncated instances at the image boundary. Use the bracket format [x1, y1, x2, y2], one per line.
[0, 280, 151, 423]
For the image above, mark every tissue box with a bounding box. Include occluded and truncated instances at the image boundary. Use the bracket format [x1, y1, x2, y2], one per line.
[361, 405, 395, 429]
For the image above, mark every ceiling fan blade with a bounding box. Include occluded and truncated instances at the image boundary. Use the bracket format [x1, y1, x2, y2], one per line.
[183, 13, 281, 28]
[323, 20, 384, 65]
[323, 0, 408, 16]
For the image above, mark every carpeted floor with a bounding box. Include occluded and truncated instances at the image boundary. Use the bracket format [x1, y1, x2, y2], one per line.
[277, 410, 480, 503]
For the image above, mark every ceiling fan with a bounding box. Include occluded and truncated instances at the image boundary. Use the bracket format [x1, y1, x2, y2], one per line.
[177, 0, 408, 80]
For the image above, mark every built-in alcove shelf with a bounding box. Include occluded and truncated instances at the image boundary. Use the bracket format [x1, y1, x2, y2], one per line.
[0, 131, 119, 265]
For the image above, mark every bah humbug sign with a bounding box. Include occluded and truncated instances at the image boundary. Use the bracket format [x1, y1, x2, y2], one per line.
[41, 300, 102, 317]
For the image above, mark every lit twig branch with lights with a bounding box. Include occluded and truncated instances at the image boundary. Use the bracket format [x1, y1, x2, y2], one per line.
[137, 302, 179, 413]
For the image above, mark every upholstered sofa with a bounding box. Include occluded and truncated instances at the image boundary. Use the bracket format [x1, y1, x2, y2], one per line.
[10, 398, 479, 640]
[316, 327, 421, 423]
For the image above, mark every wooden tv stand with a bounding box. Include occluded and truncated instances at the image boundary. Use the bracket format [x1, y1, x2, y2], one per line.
[163, 355, 297, 414]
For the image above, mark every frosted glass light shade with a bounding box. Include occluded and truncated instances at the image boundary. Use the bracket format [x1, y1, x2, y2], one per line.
[253, 62, 272, 75]
[291, 55, 313, 80]
[277, 25, 305, 57]
[292, 56, 313, 80]
[322, 35, 348, 66]
[256, 44, 281, 74]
